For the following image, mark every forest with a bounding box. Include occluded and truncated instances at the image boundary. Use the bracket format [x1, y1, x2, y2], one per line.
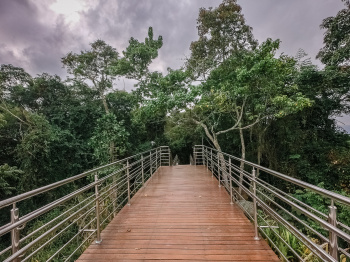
[0, 1, 350, 258]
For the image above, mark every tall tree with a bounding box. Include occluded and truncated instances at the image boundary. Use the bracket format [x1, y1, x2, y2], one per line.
[189, 40, 311, 152]
[317, 0, 350, 67]
[186, 0, 258, 80]
[189, 40, 312, 188]
[62, 40, 118, 114]
[116, 27, 163, 80]
[62, 27, 163, 162]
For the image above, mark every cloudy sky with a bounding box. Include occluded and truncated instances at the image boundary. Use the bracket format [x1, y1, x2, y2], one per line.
[0, 0, 349, 128]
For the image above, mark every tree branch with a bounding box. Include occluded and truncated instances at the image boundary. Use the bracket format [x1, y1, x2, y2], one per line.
[215, 98, 247, 136]
[0, 104, 30, 126]
[239, 116, 265, 130]
[192, 118, 215, 144]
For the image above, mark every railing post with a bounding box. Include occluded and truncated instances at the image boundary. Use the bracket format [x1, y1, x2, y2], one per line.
[155, 148, 158, 172]
[202, 145, 204, 166]
[206, 148, 208, 170]
[141, 155, 144, 186]
[112, 174, 117, 218]
[127, 160, 131, 206]
[11, 204, 20, 262]
[328, 200, 338, 260]
[94, 174, 102, 244]
[194, 147, 197, 166]
[150, 151, 153, 176]
[252, 168, 259, 240]
[229, 158, 233, 205]
[218, 152, 221, 187]
[211, 149, 213, 177]
[168, 147, 171, 166]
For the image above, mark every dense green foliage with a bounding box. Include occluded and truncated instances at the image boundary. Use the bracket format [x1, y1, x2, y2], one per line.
[0, 27, 165, 198]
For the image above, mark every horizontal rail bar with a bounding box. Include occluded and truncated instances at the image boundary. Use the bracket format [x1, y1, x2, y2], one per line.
[0, 148, 160, 209]
[201, 145, 350, 206]
[196, 145, 350, 262]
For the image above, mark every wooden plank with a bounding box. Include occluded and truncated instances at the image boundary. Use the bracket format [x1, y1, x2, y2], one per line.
[77, 165, 279, 261]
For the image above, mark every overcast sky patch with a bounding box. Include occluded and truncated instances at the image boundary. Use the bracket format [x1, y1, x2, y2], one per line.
[0, 0, 345, 81]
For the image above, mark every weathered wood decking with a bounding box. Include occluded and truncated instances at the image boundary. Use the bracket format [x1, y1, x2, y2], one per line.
[77, 165, 279, 261]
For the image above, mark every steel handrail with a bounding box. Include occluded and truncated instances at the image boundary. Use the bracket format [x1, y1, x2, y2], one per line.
[200, 145, 350, 206]
[194, 145, 350, 262]
[221, 155, 343, 261]
[0, 146, 171, 262]
[0, 148, 158, 209]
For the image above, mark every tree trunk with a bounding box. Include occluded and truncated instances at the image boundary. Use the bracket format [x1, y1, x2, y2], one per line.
[212, 136, 229, 189]
[238, 125, 246, 197]
[257, 131, 262, 178]
[194, 120, 229, 188]
[101, 92, 114, 164]
[102, 95, 110, 114]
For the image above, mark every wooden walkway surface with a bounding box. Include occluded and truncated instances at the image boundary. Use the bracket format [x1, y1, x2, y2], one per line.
[77, 165, 279, 261]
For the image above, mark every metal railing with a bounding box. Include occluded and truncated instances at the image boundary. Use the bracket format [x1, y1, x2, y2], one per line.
[172, 155, 179, 166]
[189, 154, 194, 165]
[0, 146, 171, 262]
[194, 145, 350, 262]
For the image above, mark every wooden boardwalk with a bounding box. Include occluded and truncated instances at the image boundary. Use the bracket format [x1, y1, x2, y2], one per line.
[77, 165, 279, 261]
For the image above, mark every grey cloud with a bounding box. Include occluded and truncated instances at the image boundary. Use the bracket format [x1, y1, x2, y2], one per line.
[79, 0, 224, 73]
[0, 0, 83, 77]
[238, 0, 345, 65]
[0, 0, 346, 79]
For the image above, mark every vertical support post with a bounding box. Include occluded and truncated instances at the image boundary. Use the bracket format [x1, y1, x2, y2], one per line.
[112, 174, 117, 218]
[229, 158, 233, 205]
[150, 151, 153, 177]
[141, 155, 144, 186]
[206, 148, 208, 170]
[11, 203, 20, 262]
[194, 147, 197, 166]
[155, 148, 158, 172]
[211, 149, 213, 177]
[159, 148, 161, 169]
[168, 148, 171, 166]
[202, 145, 204, 166]
[218, 152, 221, 187]
[328, 200, 338, 260]
[94, 174, 102, 243]
[127, 160, 131, 205]
[252, 168, 259, 240]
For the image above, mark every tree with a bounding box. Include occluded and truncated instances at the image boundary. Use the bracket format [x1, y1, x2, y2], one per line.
[254, 60, 350, 190]
[0, 164, 23, 199]
[15, 114, 59, 190]
[62, 28, 162, 162]
[142, 39, 312, 189]
[89, 114, 129, 164]
[189, 40, 312, 188]
[317, 0, 350, 67]
[164, 111, 202, 163]
[186, 0, 257, 80]
[191, 39, 311, 152]
[116, 27, 163, 80]
[106, 91, 144, 153]
[0, 64, 32, 125]
[62, 40, 118, 114]
[0, 65, 34, 166]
